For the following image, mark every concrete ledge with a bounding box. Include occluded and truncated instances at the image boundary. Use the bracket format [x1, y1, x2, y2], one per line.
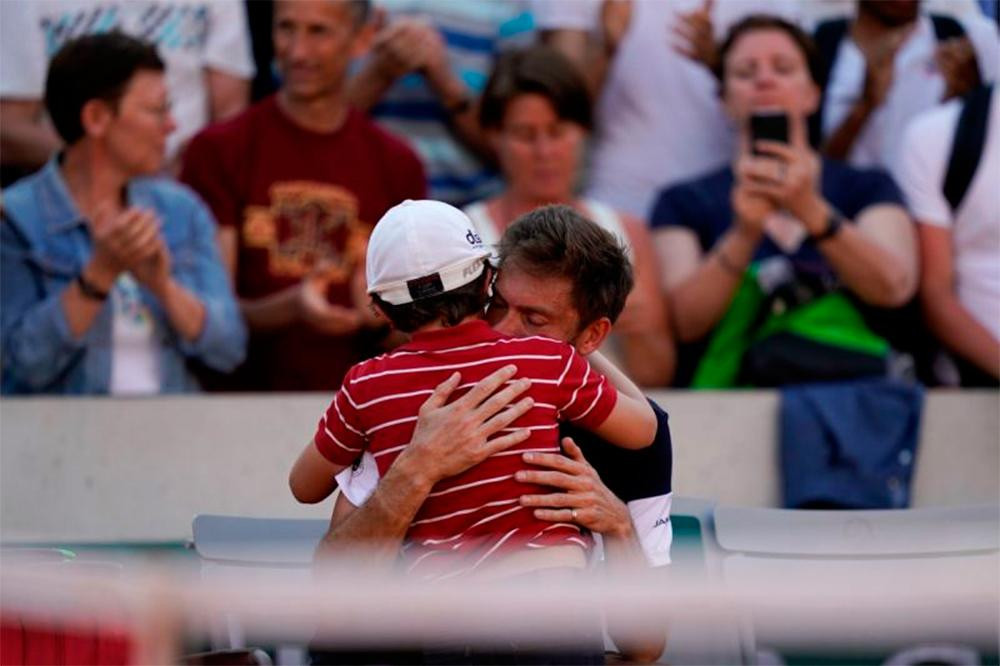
[1, 390, 997, 543]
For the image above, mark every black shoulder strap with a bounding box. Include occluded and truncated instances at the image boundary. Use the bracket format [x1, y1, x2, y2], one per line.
[814, 18, 850, 89]
[930, 14, 966, 41]
[810, 18, 851, 148]
[943, 85, 993, 212]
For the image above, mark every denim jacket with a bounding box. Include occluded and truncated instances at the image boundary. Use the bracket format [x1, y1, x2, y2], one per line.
[1, 158, 247, 394]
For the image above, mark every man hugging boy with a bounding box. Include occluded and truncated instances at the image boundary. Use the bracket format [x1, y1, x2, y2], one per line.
[289, 200, 655, 580]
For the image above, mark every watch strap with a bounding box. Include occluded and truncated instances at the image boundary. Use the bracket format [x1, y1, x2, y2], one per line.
[811, 208, 844, 243]
[76, 272, 110, 301]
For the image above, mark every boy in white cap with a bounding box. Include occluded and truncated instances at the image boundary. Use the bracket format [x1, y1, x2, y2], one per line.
[289, 199, 655, 580]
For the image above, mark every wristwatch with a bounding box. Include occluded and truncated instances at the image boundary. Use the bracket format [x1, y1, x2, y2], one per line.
[76, 272, 110, 301]
[811, 208, 844, 244]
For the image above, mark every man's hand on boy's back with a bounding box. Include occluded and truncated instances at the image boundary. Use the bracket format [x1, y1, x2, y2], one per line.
[395, 365, 536, 492]
[516, 437, 633, 539]
[316, 365, 535, 563]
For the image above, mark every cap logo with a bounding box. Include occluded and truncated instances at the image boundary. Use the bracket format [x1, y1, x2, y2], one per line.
[462, 258, 484, 279]
[406, 273, 445, 301]
[465, 229, 482, 246]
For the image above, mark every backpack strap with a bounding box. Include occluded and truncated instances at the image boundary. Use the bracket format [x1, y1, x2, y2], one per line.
[929, 14, 966, 40]
[810, 18, 851, 148]
[943, 85, 993, 212]
[811, 15, 969, 149]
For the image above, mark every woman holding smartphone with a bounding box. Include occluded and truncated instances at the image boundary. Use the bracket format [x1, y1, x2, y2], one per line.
[649, 15, 918, 387]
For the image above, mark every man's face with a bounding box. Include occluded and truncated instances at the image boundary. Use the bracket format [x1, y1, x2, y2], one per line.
[488, 262, 583, 347]
[273, 0, 362, 103]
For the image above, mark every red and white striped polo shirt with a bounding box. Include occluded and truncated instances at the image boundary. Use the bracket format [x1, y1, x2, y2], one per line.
[314, 319, 617, 579]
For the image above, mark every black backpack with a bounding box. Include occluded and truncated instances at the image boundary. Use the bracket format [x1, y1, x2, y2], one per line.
[809, 15, 968, 147]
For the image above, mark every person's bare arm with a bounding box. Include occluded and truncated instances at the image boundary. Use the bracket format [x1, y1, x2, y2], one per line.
[315, 366, 534, 564]
[822, 97, 878, 162]
[0, 99, 60, 170]
[346, 15, 411, 111]
[751, 121, 917, 307]
[206, 68, 250, 122]
[63, 207, 165, 338]
[212, 215, 362, 335]
[423, 63, 493, 161]
[613, 213, 675, 386]
[584, 352, 656, 448]
[823, 28, 907, 160]
[541, 1, 631, 99]
[936, 37, 982, 102]
[240, 274, 363, 335]
[657, 225, 760, 343]
[290, 439, 349, 504]
[130, 215, 208, 341]
[918, 223, 999, 377]
[671, 0, 718, 72]
[212, 225, 355, 334]
[591, 391, 656, 449]
[517, 437, 665, 662]
[215, 218, 317, 333]
[812, 201, 917, 306]
[348, 18, 492, 160]
[541, 29, 608, 98]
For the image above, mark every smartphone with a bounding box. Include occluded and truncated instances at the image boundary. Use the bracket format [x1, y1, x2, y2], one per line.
[749, 111, 789, 154]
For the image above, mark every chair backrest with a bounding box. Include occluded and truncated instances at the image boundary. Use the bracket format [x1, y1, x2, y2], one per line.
[713, 503, 1000, 557]
[711, 504, 1000, 661]
[191, 514, 329, 566]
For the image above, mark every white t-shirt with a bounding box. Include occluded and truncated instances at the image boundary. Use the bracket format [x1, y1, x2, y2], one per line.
[531, 0, 801, 220]
[893, 88, 1000, 342]
[0, 0, 255, 160]
[822, 13, 999, 172]
[109, 273, 160, 395]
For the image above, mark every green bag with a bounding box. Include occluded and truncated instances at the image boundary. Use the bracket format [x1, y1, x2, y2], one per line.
[692, 264, 889, 388]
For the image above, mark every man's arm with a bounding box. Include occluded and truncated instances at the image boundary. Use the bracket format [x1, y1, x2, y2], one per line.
[206, 68, 250, 122]
[918, 223, 1000, 378]
[540, 0, 632, 99]
[822, 27, 907, 160]
[347, 18, 492, 160]
[315, 366, 535, 566]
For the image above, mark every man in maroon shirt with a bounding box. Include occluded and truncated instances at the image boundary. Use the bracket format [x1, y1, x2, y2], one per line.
[181, 0, 426, 390]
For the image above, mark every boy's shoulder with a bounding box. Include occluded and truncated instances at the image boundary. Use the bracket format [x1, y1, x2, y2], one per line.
[339, 324, 580, 394]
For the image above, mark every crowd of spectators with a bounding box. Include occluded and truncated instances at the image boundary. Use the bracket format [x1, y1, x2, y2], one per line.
[1, 0, 998, 395]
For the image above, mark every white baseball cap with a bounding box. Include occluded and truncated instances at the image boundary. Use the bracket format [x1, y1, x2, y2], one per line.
[366, 200, 491, 305]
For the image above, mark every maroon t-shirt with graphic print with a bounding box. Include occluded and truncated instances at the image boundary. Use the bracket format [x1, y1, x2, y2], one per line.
[181, 96, 426, 390]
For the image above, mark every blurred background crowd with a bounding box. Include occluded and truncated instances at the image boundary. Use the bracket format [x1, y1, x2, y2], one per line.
[1, 0, 997, 396]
